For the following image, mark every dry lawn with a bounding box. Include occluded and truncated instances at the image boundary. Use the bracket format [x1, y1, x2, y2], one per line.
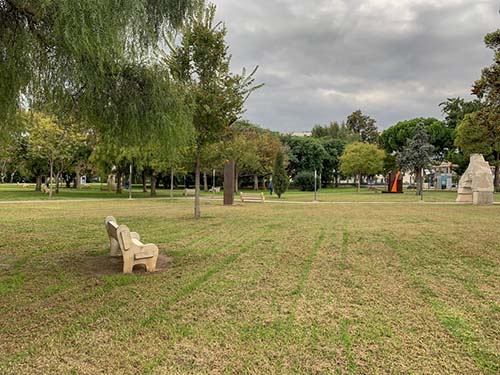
[0, 199, 498, 374]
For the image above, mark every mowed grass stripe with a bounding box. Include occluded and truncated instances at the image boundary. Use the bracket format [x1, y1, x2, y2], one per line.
[141, 237, 261, 326]
[142, 219, 328, 373]
[384, 235, 499, 374]
[1, 200, 499, 374]
[0, 202, 251, 365]
[289, 229, 325, 322]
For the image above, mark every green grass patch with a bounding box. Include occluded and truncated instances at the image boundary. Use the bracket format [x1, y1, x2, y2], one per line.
[0, 198, 498, 373]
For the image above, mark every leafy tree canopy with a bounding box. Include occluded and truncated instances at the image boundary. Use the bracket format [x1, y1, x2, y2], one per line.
[284, 136, 328, 177]
[311, 121, 358, 143]
[396, 123, 434, 195]
[346, 110, 379, 144]
[1, 0, 194, 145]
[379, 117, 453, 158]
[439, 97, 482, 130]
[340, 142, 385, 178]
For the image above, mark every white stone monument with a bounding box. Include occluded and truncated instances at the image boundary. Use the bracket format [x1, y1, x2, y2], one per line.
[456, 154, 494, 205]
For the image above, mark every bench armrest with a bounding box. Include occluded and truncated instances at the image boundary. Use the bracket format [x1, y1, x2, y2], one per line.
[131, 232, 141, 241]
[142, 243, 159, 252]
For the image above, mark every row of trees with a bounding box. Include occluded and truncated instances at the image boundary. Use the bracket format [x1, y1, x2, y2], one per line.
[1, 0, 497, 212]
[1, 1, 269, 218]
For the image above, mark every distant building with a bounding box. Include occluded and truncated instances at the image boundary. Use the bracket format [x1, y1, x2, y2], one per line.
[290, 131, 312, 137]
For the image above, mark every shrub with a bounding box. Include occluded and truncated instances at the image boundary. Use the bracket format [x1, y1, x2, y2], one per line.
[273, 151, 289, 198]
[294, 171, 320, 191]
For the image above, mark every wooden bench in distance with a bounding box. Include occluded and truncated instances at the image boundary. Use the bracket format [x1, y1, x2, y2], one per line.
[240, 192, 265, 203]
[183, 188, 195, 196]
[104, 216, 159, 273]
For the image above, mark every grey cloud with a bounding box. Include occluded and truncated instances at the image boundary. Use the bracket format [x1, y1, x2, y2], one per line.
[212, 0, 499, 132]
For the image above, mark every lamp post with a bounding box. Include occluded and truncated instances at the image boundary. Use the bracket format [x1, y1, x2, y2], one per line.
[128, 164, 132, 200]
[314, 169, 317, 202]
[212, 169, 216, 199]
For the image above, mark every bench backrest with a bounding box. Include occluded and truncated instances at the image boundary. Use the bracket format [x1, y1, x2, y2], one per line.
[105, 216, 119, 240]
[116, 225, 133, 251]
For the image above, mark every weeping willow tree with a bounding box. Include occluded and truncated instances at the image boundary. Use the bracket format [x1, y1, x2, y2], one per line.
[0, 0, 194, 146]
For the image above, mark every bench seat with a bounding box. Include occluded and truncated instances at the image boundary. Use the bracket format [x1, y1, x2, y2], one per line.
[240, 192, 265, 203]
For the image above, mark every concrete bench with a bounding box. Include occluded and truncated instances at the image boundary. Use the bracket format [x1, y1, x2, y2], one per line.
[104, 216, 159, 273]
[183, 188, 195, 196]
[240, 192, 265, 203]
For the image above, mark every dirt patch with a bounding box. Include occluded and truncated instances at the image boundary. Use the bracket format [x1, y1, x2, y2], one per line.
[65, 253, 174, 276]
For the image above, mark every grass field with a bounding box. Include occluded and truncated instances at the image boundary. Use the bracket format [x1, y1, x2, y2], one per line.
[1, 183, 499, 203]
[0, 191, 499, 373]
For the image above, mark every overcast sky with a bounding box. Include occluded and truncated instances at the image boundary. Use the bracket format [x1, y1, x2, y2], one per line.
[211, 0, 499, 132]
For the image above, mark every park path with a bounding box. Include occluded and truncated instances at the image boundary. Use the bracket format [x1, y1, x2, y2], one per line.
[0, 197, 497, 205]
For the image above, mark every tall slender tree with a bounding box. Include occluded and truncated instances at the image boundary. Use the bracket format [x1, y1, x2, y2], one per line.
[346, 110, 379, 144]
[273, 150, 289, 198]
[397, 124, 434, 196]
[167, 3, 261, 218]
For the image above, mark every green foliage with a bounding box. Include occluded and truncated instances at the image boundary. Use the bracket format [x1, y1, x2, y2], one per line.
[272, 151, 288, 198]
[284, 136, 328, 177]
[379, 117, 453, 159]
[346, 110, 379, 144]
[466, 28, 500, 187]
[311, 121, 358, 143]
[25, 112, 87, 168]
[294, 171, 320, 192]
[320, 138, 346, 187]
[167, 4, 261, 150]
[439, 97, 483, 130]
[0, 0, 194, 144]
[383, 154, 398, 175]
[397, 124, 434, 195]
[397, 124, 434, 172]
[455, 109, 500, 187]
[166, 2, 261, 217]
[455, 113, 494, 156]
[340, 142, 385, 188]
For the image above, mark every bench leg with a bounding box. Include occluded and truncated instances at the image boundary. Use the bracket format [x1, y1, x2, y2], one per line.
[144, 256, 157, 272]
[123, 260, 133, 274]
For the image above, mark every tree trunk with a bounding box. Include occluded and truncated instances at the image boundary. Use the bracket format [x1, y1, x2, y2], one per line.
[76, 169, 81, 189]
[415, 168, 422, 196]
[66, 177, 71, 188]
[9, 169, 16, 183]
[420, 169, 424, 200]
[494, 152, 499, 190]
[253, 175, 259, 190]
[261, 177, 267, 190]
[0, 160, 6, 183]
[142, 170, 147, 192]
[203, 171, 208, 192]
[335, 174, 339, 188]
[116, 171, 123, 194]
[150, 172, 157, 197]
[234, 166, 239, 193]
[49, 160, 53, 199]
[194, 148, 202, 219]
[170, 167, 174, 199]
[55, 172, 61, 194]
[35, 175, 42, 191]
[357, 173, 361, 193]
